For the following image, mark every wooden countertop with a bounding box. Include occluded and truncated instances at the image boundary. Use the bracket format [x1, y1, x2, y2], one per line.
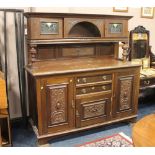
[132, 114, 155, 146]
[25, 56, 141, 76]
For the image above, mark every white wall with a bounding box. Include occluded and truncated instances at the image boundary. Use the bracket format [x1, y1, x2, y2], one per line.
[31, 7, 155, 53]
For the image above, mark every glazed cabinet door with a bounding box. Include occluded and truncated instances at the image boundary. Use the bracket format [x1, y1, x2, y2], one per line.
[112, 68, 140, 119]
[105, 19, 128, 38]
[40, 77, 75, 134]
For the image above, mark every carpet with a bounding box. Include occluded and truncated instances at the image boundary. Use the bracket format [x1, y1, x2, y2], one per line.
[77, 132, 133, 147]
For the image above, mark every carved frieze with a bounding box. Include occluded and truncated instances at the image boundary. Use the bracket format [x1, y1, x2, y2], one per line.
[82, 100, 106, 119]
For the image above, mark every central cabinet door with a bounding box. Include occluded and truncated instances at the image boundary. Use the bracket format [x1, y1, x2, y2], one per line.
[41, 77, 75, 134]
[76, 93, 111, 127]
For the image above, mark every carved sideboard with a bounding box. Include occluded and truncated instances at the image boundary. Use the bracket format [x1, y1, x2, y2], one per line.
[24, 12, 141, 145]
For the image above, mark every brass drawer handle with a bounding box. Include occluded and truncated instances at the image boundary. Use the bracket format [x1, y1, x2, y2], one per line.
[77, 78, 80, 83]
[81, 89, 87, 94]
[91, 86, 95, 90]
[82, 78, 87, 83]
[102, 76, 107, 80]
[102, 86, 106, 90]
[144, 80, 150, 85]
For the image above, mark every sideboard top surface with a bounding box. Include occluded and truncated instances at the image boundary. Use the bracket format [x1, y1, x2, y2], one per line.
[25, 56, 141, 76]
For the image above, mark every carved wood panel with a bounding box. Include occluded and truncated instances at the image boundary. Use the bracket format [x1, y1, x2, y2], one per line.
[82, 100, 106, 119]
[76, 93, 111, 127]
[118, 76, 133, 111]
[46, 84, 68, 126]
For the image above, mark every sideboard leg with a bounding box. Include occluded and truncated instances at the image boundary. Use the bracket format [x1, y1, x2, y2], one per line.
[37, 139, 50, 147]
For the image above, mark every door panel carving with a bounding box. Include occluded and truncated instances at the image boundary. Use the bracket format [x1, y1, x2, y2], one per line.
[119, 77, 133, 111]
[46, 84, 68, 126]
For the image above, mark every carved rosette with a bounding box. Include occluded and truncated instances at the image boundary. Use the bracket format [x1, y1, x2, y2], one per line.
[83, 100, 106, 119]
[119, 78, 132, 111]
[28, 44, 37, 65]
[48, 86, 67, 125]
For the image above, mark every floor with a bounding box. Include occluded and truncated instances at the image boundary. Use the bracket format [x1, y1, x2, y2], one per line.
[12, 98, 155, 147]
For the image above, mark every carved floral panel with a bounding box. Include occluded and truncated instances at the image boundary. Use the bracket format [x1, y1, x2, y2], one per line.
[47, 85, 68, 126]
[82, 100, 107, 119]
[119, 77, 133, 111]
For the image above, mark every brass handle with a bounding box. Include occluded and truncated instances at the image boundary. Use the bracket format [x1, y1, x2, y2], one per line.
[102, 86, 106, 90]
[81, 89, 86, 94]
[82, 78, 87, 83]
[41, 86, 44, 90]
[102, 76, 107, 80]
[91, 86, 95, 90]
[144, 80, 150, 85]
[77, 79, 80, 83]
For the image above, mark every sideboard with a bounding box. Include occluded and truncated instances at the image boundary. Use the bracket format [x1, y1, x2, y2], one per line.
[24, 12, 141, 145]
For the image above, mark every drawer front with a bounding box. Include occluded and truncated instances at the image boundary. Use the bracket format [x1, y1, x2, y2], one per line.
[82, 100, 107, 119]
[76, 74, 112, 85]
[140, 78, 155, 88]
[76, 84, 112, 95]
[76, 93, 111, 127]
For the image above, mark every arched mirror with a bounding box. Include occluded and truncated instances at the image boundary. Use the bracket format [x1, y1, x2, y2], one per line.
[129, 26, 149, 60]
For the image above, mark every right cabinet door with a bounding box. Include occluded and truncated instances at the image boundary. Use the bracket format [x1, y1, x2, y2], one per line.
[112, 68, 140, 119]
[104, 19, 128, 38]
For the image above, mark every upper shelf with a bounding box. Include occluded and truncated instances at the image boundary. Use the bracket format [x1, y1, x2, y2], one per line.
[25, 12, 132, 42]
[24, 12, 132, 19]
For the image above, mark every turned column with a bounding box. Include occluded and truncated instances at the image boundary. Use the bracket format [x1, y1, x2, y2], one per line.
[122, 43, 130, 62]
[28, 44, 37, 66]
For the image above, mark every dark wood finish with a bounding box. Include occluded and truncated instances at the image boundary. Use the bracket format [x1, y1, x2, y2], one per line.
[64, 18, 104, 38]
[129, 26, 150, 60]
[76, 93, 111, 127]
[25, 12, 140, 145]
[27, 17, 63, 40]
[140, 76, 155, 88]
[112, 68, 140, 119]
[40, 77, 75, 134]
[129, 26, 155, 91]
[105, 19, 128, 38]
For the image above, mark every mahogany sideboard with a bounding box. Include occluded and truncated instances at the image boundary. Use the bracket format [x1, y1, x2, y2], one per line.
[24, 12, 141, 145]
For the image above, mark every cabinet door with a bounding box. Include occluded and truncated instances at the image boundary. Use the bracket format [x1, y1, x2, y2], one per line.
[105, 19, 128, 38]
[76, 93, 111, 128]
[27, 17, 63, 39]
[40, 77, 75, 134]
[112, 69, 139, 119]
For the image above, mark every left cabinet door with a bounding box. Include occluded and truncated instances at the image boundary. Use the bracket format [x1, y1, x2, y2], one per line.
[40, 77, 75, 134]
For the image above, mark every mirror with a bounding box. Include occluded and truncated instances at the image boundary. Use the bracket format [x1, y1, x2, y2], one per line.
[129, 26, 149, 60]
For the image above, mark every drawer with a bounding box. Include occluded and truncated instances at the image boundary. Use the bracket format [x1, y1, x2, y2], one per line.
[140, 78, 155, 88]
[76, 83, 112, 95]
[76, 74, 112, 85]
